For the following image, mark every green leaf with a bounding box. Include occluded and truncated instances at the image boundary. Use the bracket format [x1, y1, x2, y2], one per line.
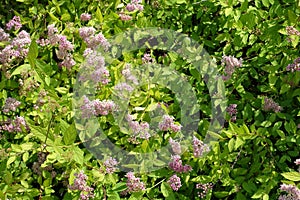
[228, 138, 235, 152]
[63, 122, 77, 145]
[214, 191, 229, 198]
[281, 172, 300, 181]
[11, 64, 31, 76]
[70, 146, 84, 165]
[27, 40, 38, 68]
[161, 182, 175, 199]
[251, 189, 265, 198]
[96, 7, 103, 23]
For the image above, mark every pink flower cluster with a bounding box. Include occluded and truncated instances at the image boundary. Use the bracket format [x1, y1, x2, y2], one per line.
[278, 184, 300, 200]
[142, 53, 154, 64]
[286, 26, 300, 36]
[119, 13, 132, 21]
[2, 97, 21, 113]
[79, 50, 110, 85]
[80, 13, 91, 21]
[46, 24, 76, 69]
[168, 155, 192, 173]
[263, 97, 282, 113]
[226, 104, 237, 122]
[169, 138, 182, 155]
[0, 28, 10, 42]
[104, 157, 119, 174]
[124, 172, 146, 194]
[0, 30, 31, 65]
[80, 96, 115, 119]
[6, 16, 22, 30]
[125, 114, 151, 140]
[221, 55, 242, 81]
[158, 115, 182, 132]
[286, 57, 300, 72]
[167, 174, 181, 191]
[126, 0, 144, 12]
[69, 171, 94, 200]
[196, 183, 213, 198]
[79, 26, 110, 51]
[0, 116, 28, 133]
[192, 136, 210, 157]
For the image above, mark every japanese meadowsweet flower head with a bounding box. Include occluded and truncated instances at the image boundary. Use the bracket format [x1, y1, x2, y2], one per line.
[158, 115, 182, 132]
[286, 26, 300, 36]
[6, 16, 22, 30]
[169, 138, 182, 155]
[192, 136, 210, 157]
[124, 172, 146, 193]
[0, 28, 10, 42]
[104, 157, 119, 174]
[2, 97, 21, 113]
[168, 155, 192, 173]
[278, 184, 300, 200]
[263, 97, 282, 113]
[168, 174, 182, 191]
[221, 55, 242, 81]
[126, 0, 144, 12]
[80, 95, 115, 119]
[125, 114, 151, 140]
[226, 104, 237, 122]
[119, 13, 132, 21]
[69, 170, 94, 200]
[80, 13, 91, 21]
[196, 183, 213, 198]
[286, 57, 300, 72]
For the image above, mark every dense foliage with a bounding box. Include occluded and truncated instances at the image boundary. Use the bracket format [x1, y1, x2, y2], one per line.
[0, 0, 299, 199]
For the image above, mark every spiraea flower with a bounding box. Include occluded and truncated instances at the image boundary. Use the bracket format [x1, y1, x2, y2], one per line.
[126, 0, 144, 12]
[278, 184, 300, 200]
[286, 26, 300, 36]
[286, 57, 300, 72]
[192, 136, 210, 157]
[80, 13, 91, 21]
[221, 55, 242, 81]
[0, 28, 10, 42]
[263, 97, 282, 113]
[79, 50, 110, 85]
[104, 157, 119, 174]
[196, 183, 213, 199]
[80, 96, 115, 118]
[2, 97, 21, 113]
[0, 30, 31, 65]
[0, 116, 28, 133]
[119, 13, 132, 21]
[125, 114, 151, 140]
[168, 155, 192, 173]
[167, 174, 181, 191]
[169, 138, 182, 155]
[226, 104, 237, 122]
[124, 172, 146, 193]
[158, 115, 182, 133]
[69, 171, 94, 200]
[6, 16, 22, 30]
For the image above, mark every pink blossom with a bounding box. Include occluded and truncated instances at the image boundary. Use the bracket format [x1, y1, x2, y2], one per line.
[167, 175, 181, 191]
[6, 16, 22, 30]
[80, 13, 91, 21]
[125, 172, 146, 193]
